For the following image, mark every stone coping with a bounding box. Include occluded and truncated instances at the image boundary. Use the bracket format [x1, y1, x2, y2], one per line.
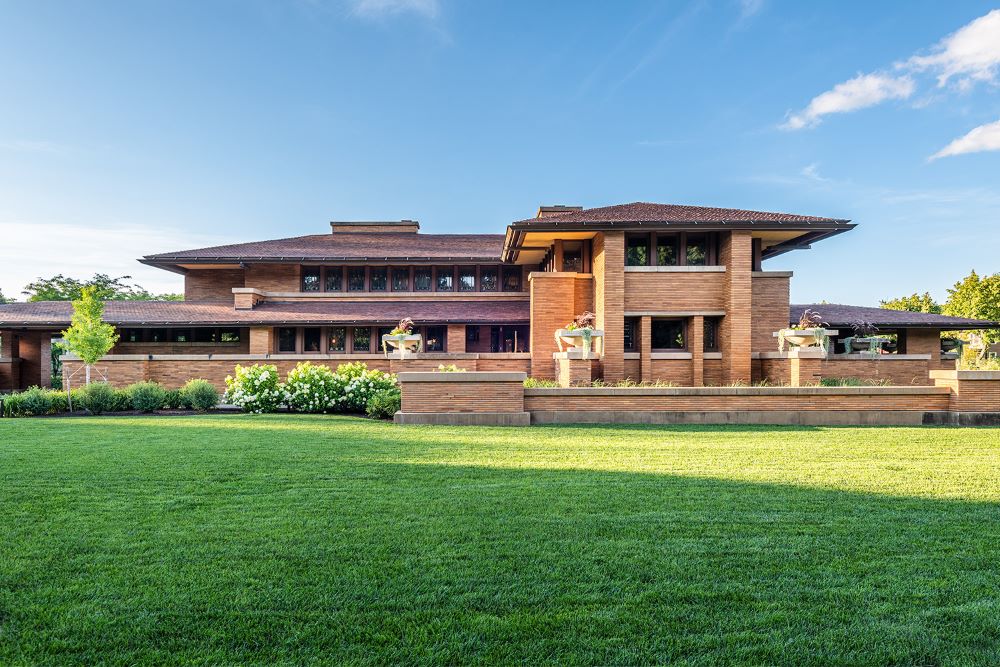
[651, 352, 692, 360]
[65, 352, 531, 362]
[528, 272, 594, 280]
[930, 370, 1000, 381]
[828, 354, 932, 361]
[704, 352, 723, 360]
[525, 386, 950, 397]
[624, 266, 726, 273]
[751, 271, 793, 278]
[398, 371, 526, 382]
[553, 351, 600, 360]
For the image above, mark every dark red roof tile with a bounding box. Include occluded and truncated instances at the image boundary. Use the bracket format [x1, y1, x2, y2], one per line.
[791, 304, 1000, 329]
[514, 202, 847, 225]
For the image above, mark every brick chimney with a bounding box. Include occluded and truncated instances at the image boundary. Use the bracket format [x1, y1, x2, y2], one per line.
[330, 220, 419, 233]
[536, 205, 582, 219]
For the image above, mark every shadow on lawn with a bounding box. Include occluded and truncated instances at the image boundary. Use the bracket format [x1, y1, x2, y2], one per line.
[2, 432, 1000, 666]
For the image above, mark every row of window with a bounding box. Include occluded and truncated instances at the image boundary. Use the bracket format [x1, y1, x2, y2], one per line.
[120, 328, 243, 344]
[301, 265, 523, 293]
[276, 325, 448, 354]
[626, 232, 719, 267]
[622, 317, 720, 352]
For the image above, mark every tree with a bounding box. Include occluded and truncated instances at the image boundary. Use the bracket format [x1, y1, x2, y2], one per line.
[879, 292, 941, 313]
[943, 270, 1000, 345]
[22, 273, 182, 302]
[0, 288, 11, 304]
[61, 286, 119, 385]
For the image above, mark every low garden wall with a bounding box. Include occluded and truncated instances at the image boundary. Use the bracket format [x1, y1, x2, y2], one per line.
[395, 372, 529, 425]
[754, 352, 958, 387]
[62, 353, 531, 390]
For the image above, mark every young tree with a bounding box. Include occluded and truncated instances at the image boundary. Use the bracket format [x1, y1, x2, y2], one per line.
[61, 286, 119, 385]
[879, 292, 941, 313]
[23, 273, 182, 301]
[943, 270, 1000, 345]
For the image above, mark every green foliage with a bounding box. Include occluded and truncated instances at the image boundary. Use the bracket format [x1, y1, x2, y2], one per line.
[333, 363, 397, 412]
[181, 380, 218, 411]
[2, 386, 54, 417]
[128, 382, 168, 413]
[224, 364, 284, 413]
[879, 292, 942, 313]
[435, 363, 466, 372]
[22, 273, 181, 302]
[818, 377, 891, 387]
[943, 270, 1000, 345]
[163, 389, 189, 410]
[283, 362, 339, 413]
[365, 389, 401, 419]
[960, 354, 1000, 371]
[0, 288, 12, 304]
[61, 287, 119, 370]
[80, 382, 120, 415]
[334, 361, 370, 381]
[524, 377, 560, 388]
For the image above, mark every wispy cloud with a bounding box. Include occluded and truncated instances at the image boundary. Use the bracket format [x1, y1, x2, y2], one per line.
[781, 73, 914, 130]
[782, 9, 1000, 131]
[738, 0, 764, 20]
[929, 118, 1000, 161]
[351, 0, 439, 20]
[800, 163, 830, 183]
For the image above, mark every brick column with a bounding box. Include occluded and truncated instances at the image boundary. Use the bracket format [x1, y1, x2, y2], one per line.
[640, 316, 652, 383]
[722, 231, 753, 384]
[594, 232, 625, 382]
[529, 273, 579, 379]
[0, 331, 13, 358]
[249, 327, 273, 355]
[905, 328, 941, 362]
[446, 325, 466, 353]
[691, 315, 704, 387]
[789, 348, 826, 386]
[39, 335, 52, 389]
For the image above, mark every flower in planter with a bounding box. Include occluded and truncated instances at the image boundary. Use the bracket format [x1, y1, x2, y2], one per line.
[565, 311, 597, 331]
[390, 318, 414, 336]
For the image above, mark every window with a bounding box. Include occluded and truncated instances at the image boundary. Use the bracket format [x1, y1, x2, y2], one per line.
[123, 328, 141, 343]
[352, 327, 371, 352]
[562, 241, 583, 272]
[328, 327, 346, 352]
[480, 267, 498, 292]
[436, 267, 454, 291]
[325, 267, 343, 292]
[194, 328, 215, 343]
[348, 267, 366, 291]
[302, 267, 321, 292]
[377, 327, 393, 349]
[704, 318, 719, 352]
[424, 326, 445, 352]
[391, 267, 409, 291]
[651, 319, 685, 350]
[623, 318, 637, 352]
[369, 267, 387, 291]
[466, 326, 480, 343]
[171, 329, 191, 343]
[686, 234, 708, 266]
[656, 235, 679, 266]
[278, 327, 297, 353]
[149, 329, 167, 343]
[302, 328, 322, 352]
[220, 329, 241, 343]
[502, 266, 522, 291]
[626, 235, 649, 266]
[458, 267, 476, 291]
[414, 267, 432, 291]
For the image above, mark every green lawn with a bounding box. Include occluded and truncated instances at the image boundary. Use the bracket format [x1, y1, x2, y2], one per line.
[1, 416, 999, 665]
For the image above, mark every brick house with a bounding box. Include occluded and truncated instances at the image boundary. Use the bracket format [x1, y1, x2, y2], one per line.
[1, 202, 996, 391]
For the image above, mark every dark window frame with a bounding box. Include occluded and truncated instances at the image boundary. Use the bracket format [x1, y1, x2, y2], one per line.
[626, 232, 720, 267]
[651, 318, 687, 351]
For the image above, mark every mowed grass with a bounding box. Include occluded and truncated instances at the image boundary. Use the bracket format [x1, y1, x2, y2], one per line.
[1, 416, 999, 665]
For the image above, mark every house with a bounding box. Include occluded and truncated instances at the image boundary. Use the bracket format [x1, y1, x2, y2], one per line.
[1, 202, 997, 392]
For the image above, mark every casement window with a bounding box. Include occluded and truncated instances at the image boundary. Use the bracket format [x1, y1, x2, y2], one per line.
[436, 267, 454, 291]
[651, 319, 686, 350]
[626, 232, 719, 267]
[302, 267, 321, 292]
[414, 267, 432, 291]
[562, 241, 584, 272]
[704, 317, 720, 352]
[328, 327, 346, 352]
[626, 236, 649, 266]
[466, 326, 480, 343]
[325, 267, 343, 292]
[623, 318, 637, 352]
[685, 234, 708, 266]
[458, 267, 476, 292]
[352, 327, 372, 352]
[302, 328, 322, 353]
[391, 267, 410, 291]
[424, 326, 445, 352]
[148, 329, 168, 343]
[277, 327, 297, 353]
[480, 267, 498, 292]
[171, 329, 192, 343]
[369, 267, 387, 291]
[656, 235, 679, 266]
[502, 266, 522, 292]
[348, 267, 366, 292]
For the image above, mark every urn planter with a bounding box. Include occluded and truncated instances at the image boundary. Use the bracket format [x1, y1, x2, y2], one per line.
[777, 328, 836, 353]
[555, 329, 604, 356]
[382, 334, 423, 358]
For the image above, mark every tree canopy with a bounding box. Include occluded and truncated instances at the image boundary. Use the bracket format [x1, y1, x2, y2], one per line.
[879, 292, 942, 313]
[61, 286, 120, 384]
[0, 289, 11, 304]
[943, 270, 1000, 344]
[22, 273, 182, 302]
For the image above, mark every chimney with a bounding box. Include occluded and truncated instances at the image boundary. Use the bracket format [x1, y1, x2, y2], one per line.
[330, 220, 420, 233]
[536, 205, 582, 219]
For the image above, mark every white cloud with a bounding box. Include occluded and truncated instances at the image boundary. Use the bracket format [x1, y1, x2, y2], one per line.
[929, 118, 1000, 160]
[905, 9, 1000, 88]
[782, 73, 914, 130]
[351, 0, 438, 19]
[800, 163, 830, 182]
[0, 221, 228, 299]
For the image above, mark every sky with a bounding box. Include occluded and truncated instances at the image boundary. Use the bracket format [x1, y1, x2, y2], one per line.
[1, 0, 999, 304]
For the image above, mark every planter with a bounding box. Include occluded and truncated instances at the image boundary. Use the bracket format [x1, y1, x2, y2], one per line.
[941, 338, 963, 353]
[777, 328, 835, 353]
[382, 334, 423, 358]
[555, 329, 604, 356]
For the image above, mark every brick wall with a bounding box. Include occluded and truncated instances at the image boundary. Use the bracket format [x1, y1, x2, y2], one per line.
[650, 359, 694, 386]
[623, 272, 725, 312]
[112, 341, 250, 355]
[905, 329, 941, 361]
[249, 327, 273, 354]
[528, 273, 580, 379]
[398, 372, 525, 413]
[184, 269, 245, 301]
[704, 358, 723, 386]
[721, 231, 753, 383]
[446, 325, 466, 354]
[245, 264, 300, 292]
[751, 274, 790, 353]
[594, 232, 625, 382]
[932, 371, 1000, 412]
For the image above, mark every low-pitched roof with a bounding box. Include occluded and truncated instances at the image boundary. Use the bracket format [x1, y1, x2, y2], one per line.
[514, 202, 847, 225]
[790, 303, 1000, 330]
[0, 300, 528, 328]
[142, 232, 506, 270]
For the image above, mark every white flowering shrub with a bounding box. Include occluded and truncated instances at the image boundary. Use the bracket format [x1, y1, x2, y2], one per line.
[332, 362, 397, 413]
[283, 362, 339, 413]
[224, 364, 284, 413]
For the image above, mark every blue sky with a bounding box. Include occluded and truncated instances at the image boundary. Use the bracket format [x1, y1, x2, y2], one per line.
[1, 0, 998, 304]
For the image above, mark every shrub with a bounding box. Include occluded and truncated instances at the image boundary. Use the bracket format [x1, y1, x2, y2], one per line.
[224, 364, 284, 414]
[333, 362, 396, 413]
[3, 386, 54, 417]
[284, 362, 339, 413]
[436, 363, 466, 373]
[81, 382, 118, 415]
[365, 389, 400, 420]
[128, 381, 168, 413]
[163, 388, 189, 410]
[524, 377, 559, 388]
[181, 379, 218, 412]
